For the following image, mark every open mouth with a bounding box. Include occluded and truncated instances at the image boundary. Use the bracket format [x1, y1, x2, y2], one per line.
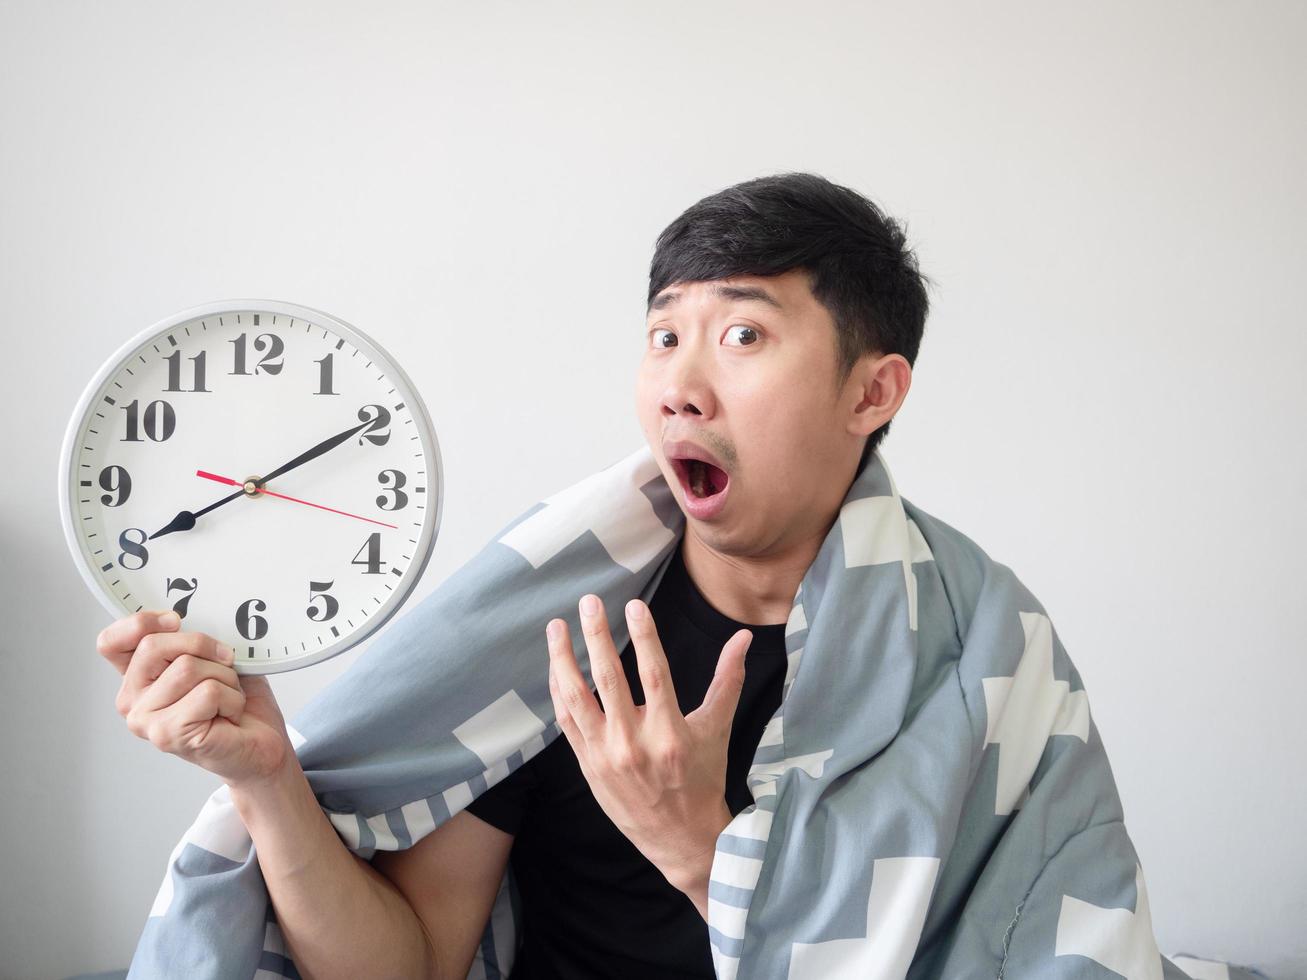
[674, 457, 729, 499]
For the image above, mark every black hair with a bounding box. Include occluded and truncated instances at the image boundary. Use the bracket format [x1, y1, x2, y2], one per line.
[647, 171, 933, 474]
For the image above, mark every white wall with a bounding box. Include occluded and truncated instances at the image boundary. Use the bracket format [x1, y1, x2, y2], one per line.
[2, 2, 1303, 977]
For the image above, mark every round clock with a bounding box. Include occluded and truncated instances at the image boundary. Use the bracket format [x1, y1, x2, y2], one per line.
[58, 299, 444, 674]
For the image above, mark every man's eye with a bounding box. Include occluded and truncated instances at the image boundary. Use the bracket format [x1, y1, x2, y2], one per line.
[648, 325, 759, 348]
[725, 325, 759, 346]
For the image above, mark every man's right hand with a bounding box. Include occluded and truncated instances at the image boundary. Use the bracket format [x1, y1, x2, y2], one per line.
[97, 610, 296, 787]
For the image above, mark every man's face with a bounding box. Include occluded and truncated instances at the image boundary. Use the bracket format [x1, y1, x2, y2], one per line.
[636, 269, 867, 555]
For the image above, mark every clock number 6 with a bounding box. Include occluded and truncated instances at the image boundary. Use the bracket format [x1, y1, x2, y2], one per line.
[236, 598, 269, 641]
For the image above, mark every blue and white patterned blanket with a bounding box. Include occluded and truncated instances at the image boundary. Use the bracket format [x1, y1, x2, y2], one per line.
[126, 445, 1272, 979]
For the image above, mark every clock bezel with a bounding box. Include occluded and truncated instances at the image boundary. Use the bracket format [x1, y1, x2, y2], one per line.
[58, 298, 445, 674]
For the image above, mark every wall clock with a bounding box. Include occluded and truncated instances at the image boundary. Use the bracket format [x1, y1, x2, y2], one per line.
[58, 299, 444, 673]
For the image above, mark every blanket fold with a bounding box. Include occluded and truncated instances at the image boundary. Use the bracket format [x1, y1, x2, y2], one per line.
[126, 444, 1271, 980]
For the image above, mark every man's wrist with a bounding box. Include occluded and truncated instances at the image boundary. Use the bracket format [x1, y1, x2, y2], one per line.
[227, 753, 306, 820]
[666, 798, 732, 900]
[678, 866, 712, 924]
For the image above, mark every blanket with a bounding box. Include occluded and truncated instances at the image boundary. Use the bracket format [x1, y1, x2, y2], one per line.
[126, 444, 1273, 979]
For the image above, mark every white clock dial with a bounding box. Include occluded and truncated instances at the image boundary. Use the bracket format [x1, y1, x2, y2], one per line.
[59, 300, 444, 674]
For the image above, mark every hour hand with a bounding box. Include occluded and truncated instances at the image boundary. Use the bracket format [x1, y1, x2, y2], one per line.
[149, 485, 244, 539]
[149, 510, 197, 540]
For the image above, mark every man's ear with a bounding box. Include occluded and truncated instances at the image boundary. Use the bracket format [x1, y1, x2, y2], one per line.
[847, 353, 912, 438]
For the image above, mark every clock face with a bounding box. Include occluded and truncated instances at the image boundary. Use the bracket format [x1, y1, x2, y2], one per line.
[59, 300, 444, 673]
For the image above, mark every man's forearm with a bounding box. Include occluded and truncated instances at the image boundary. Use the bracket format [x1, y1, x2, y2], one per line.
[229, 758, 439, 980]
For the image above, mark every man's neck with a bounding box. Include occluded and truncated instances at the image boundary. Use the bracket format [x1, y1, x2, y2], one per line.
[679, 530, 823, 628]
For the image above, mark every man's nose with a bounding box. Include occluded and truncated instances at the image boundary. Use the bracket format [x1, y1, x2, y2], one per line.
[658, 356, 717, 418]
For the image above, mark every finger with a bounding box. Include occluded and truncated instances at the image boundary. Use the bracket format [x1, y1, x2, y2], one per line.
[544, 617, 606, 743]
[146, 678, 245, 755]
[133, 654, 244, 717]
[547, 659, 583, 753]
[693, 629, 752, 730]
[124, 630, 235, 703]
[575, 594, 638, 737]
[96, 609, 181, 676]
[624, 598, 684, 730]
[549, 662, 601, 787]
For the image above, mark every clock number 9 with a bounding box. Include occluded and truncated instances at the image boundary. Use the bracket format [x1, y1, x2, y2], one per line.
[307, 580, 339, 622]
[377, 469, 408, 510]
[99, 465, 132, 507]
[357, 404, 391, 446]
[236, 598, 269, 641]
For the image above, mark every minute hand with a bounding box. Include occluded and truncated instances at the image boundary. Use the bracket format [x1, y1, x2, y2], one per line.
[253, 417, 376, 489]
[146, 417, 379, 540]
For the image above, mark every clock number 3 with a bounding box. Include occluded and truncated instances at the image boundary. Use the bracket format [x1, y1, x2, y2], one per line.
[377, 469, 408, 510]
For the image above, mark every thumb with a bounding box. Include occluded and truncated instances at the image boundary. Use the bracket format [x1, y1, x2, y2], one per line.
[236, 672, 285, 722]
[700, 629, 751, 725]
[238, 672, 274, 696]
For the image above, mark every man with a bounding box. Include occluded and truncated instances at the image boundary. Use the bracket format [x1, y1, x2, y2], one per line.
[101, 171, 926, 978]
[454, 173, 923, 974]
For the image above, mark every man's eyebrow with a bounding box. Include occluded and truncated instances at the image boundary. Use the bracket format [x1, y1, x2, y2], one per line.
[648, 283, 786, 313]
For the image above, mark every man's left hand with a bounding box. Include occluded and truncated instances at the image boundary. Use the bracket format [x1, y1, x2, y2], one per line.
[545, 593, 752, 895]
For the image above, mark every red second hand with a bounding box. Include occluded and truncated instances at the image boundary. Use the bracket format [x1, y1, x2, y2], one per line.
[196, 470, 400, 529]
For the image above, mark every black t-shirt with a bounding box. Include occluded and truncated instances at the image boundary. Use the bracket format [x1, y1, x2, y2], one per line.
[464, 540, 789, 979]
